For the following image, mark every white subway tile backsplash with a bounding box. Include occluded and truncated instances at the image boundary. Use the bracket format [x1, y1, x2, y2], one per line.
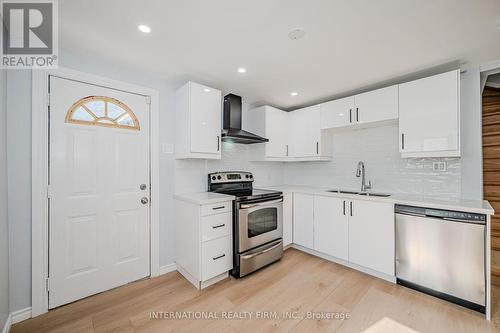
[175, 124, 461, 199]
[175, 142, 285, 193]
[283, 124, 461, 198]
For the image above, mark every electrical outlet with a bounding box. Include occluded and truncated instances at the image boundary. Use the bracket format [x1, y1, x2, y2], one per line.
[432, 161, 447, 172]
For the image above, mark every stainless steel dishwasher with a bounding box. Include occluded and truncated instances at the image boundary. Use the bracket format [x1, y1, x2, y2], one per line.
[395, 205, 486, 313]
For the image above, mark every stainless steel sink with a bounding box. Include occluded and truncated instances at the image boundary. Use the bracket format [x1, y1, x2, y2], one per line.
[359, 192, 391, 197]
[327, 189, 391, 197]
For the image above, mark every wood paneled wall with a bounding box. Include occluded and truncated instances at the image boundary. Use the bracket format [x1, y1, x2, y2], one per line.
[483, 86, 500, 286]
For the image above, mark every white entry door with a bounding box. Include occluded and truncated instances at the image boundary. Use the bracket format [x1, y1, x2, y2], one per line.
[48, 76, 151, 308]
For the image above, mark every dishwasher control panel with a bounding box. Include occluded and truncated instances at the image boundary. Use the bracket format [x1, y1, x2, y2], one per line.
[395, 205, 486, 224]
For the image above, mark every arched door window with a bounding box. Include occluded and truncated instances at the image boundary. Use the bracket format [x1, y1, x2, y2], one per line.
[65, 96, 140, 130]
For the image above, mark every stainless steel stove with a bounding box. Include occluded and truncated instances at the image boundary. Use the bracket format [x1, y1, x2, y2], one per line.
[208, 172, 283, 277]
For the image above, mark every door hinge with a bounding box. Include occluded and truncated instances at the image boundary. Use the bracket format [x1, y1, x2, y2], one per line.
[145, 96, 151, 105]
[45, 277, 50, 292]
[46, 185, 53, 198]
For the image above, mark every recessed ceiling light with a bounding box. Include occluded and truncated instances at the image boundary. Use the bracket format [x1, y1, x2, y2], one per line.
[290, 92, 298, 96]
[138, 25, 151, 33]
[288, 28, 306, 40]
[237, 68, 246, 73]
[203, 88, 211, 92]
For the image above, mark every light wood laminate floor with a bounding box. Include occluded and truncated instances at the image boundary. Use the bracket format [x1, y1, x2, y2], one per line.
[12, 248, 500, 333]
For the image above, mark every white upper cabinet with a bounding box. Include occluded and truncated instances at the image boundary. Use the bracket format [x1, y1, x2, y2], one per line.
[320, 96, 355, 129]
[348, 199, 395, 276]
[313, 196, 349, 261]
[247, 106, 289, 159]
[399, 70, 460, 157]
[354, 85, 399, 124]
[290, 106, 321, 157]
[320, 85, 398, 130]
[248, 105, 332, 161]
[175, 82, 222, 159]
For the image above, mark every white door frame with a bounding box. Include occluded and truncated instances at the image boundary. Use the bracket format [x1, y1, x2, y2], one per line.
[31, 67, 160, 317]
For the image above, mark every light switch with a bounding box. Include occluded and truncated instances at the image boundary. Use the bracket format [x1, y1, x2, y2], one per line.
[162, 143, 174, 154]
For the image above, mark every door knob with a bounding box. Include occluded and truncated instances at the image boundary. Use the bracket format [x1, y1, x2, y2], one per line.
[140, 184, 147, 190]
[141, 197, 149, 205]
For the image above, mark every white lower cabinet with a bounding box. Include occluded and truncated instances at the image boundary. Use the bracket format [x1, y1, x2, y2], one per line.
[292, 193, 395, 278]
[347, 199, 395, 276]
[175, 199, 233, 289]
[313, 196, 349, 261]
[282, 193, 293, 247]
[293, 193, 314, 249]
[201, 235, 233, 281]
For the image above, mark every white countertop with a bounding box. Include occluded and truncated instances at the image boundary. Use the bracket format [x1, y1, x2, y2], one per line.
[174, 192, 235, 205]
[263, 185, 494, 215]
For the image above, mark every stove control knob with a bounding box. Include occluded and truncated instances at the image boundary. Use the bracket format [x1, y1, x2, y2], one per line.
[245, 175, 249, 178]
[211, 176, 216, 181]
[249, 175, 253, 179]
[217, 175, 221, 180]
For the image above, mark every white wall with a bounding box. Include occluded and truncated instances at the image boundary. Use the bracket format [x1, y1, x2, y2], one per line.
[283, 124, 462, 197]
[0, 69, 10, 331]
[6, 69, 32, 313]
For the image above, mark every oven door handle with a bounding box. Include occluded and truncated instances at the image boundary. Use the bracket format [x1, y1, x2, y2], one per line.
[240, 241, 282, 260]
[240, 198, 283, 209]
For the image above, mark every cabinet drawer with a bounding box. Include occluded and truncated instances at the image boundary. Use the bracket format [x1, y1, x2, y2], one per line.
[201, 212, 232, 242]
[201, 236, 233, 281]
[201, 201, 232, 216]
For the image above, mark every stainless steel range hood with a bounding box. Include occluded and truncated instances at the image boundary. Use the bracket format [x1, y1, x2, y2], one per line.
[221, 94, 269, 144]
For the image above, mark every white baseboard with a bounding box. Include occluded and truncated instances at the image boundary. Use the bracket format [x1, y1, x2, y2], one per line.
[2, 313, 11, 333]
[290, 244, 396, 283]
[159, 263, 177, 276]
[11, 307, 31, 324]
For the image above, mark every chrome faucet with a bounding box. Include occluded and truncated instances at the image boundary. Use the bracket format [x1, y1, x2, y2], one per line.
[356, 161, 372, 192]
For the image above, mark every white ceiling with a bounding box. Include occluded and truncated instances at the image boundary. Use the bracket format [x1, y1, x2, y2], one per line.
[60, 0, 500, 109]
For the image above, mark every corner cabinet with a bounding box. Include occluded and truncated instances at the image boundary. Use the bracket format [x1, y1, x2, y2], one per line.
[247, 105, 290, 160]
[247, 105, 332, 161]
[175, 81, 222, 159]
[399, 70, 460, 157]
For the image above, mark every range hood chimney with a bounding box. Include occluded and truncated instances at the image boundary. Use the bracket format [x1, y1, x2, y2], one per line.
[221, 94, 269, 144]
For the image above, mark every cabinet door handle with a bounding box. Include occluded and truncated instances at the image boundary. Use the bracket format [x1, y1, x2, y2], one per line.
[350, 201, 353, 217]
[343, 200, 346, 216]
[349, 109, 352, 123]
[212, 206, 225, 210]
[356, 107, 359, 122]
[401, 133, 405, 150]
[212, 224, 225, 229]
[286, 144, 289, 156]
[316, 142, 319, 155]
[217, 135, 220, 151]
[213, 254, 226, 261]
